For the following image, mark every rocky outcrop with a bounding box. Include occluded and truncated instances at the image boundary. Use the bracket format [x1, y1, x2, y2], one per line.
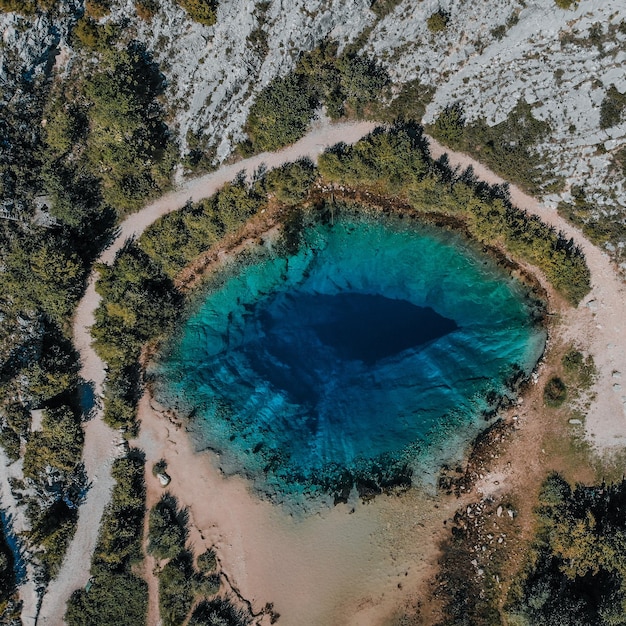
[2, 0, 624, 225]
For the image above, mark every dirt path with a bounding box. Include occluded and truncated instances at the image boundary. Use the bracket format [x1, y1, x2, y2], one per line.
[35, 120, 625, 625]
[34, 119, 377, 626]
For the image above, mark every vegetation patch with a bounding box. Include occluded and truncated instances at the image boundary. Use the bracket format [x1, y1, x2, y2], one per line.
[429, 100, 563, 196]
[0, 523, 17, 619]
[148, 494, 188, 561]
[365, 77, 435, 124]
[0, 0, 57, 14]
[147, 494, 225, 626]
[189, 597, 253, 626]
[66, 453, 148, 626]
[243, 41, 388, 153]
[176, 0, 218, 26]
[557, 186, 626, 265]
[599, 85, 626, 129]
[543, 376, 567, 407]
[369, 0, 404, 19]
[506, 474, 626, 626]
[427, 9, 450, 33]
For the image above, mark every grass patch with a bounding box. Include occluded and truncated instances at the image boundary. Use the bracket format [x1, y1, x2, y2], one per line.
[544, 376, 567, 407]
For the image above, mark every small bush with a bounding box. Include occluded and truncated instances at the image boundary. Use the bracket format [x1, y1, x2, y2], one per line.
[176, 0, 217, 26]
[189, 597, 251, 626]
[544, 376, 567, 407]
[85, 0, 110, 18]
[433, 103, 465, 144]
[152, 459, 167, 477]
[196, 549, 217, 575]
[614, 147, 626, 178]
[135, 0, 158, 19]
[0, 525, 15, 605]
[245, 74, 317, 152]
[427, 9, 450, 33]
[562, 348, 596, 389]
[148, 494, 187, 560]
[158, 552, 195, 626]
[0, 0, 36, 14]
[65, 571, 148, 626]
[554, 0, 575, 8]
[600, 85, 626, 129]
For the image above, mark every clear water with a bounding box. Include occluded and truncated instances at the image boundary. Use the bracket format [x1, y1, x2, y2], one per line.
[153, 212, 545, 501]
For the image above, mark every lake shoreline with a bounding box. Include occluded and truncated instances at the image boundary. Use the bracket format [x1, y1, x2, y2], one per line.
[134, 190, 556, 624]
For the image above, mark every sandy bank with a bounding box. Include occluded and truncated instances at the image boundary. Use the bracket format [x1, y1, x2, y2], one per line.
[136, 393, 461, 626]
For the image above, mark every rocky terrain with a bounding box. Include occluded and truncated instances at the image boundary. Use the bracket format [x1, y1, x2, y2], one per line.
[2, 0, 625, 218]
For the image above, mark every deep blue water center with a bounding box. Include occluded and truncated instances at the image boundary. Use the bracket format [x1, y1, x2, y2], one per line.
[153, 213, 545, 501]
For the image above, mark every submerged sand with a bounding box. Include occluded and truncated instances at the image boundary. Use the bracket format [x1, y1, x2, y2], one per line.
[136, 394, 459, 626]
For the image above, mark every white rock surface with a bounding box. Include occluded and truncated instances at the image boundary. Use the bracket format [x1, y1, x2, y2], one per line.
[2, 0, 624, 225]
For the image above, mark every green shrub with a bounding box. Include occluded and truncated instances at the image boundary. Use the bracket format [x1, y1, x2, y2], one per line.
[158, 552, 195, 626]
[93, 454, 146, 571]
[0, 525, 15, 605]
[34, 511, 78, 580]
[507, 476, 626, 626]
[427, 9, 450, 33]
[85, 0, 110, 18]
[73, 18, 119, 51]
[135, 0, 158, 19]
[600, 85, 626, 129]
[152, 459, 167, 477]
[262, 158, 316, 205]
[23, 406, 83, 482]
[432, 103, 465, 144]
[0, 0, 57, 13]
[0, 231, 86, 326]
[176, 0, 217, 26]
[543, 376, 567, 407]
[92, 242, 181, 367]
[245, 74, 317, 152]
[0, 427, 20, 462]
[554, 0, 575, 8]
[196, 549, 218, 575]
[140, 178, 263, 278]
[243, 41, 388, 153]
[319, 124, 429, 194]
[66, 571, 148, 626]
[148, 494, 187, 560]
[366, 78, 434, 123]
[562, 348, 596, 389]
[369, 0, 403, 18]
[615, 147, 626, 178]
[188, 598, 251, 626]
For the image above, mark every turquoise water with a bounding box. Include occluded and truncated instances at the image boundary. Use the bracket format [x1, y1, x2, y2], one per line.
[153, 212, 545, 501]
